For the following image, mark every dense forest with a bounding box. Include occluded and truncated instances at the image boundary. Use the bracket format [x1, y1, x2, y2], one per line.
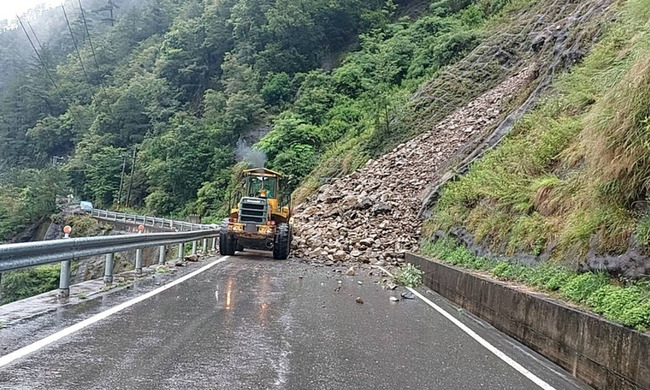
[0, 0, 512, 241]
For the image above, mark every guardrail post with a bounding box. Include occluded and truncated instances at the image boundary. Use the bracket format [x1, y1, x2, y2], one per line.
[178, 243, 184, 261]
[159, 245, 166, 265]
[135, 249, 143, 275]
[104, 253, 114, 284]
[0, 272, 3, 302]
[211, 237, 216, 252]
[192, 240, 197, 255]
[58, 226, 72, 298]
[135, 225, 144, 275]
[202, 238, 208, 254]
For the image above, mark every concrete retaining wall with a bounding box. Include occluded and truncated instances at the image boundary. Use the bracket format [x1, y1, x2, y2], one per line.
[70, 246, 166, 285]
[406, 253, 650, 390]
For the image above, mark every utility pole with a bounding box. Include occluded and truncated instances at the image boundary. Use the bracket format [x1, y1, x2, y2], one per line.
[116, 155, 126, 210]
[108, 0, 115, 26]
[96, 0, 117, 27]
[125, 148, 137, 208]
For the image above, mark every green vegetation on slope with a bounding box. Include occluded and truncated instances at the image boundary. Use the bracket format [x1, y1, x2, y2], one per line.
[0, 169, 65, 243]
[428, 0, 650, 260]
[260, 0, 522, 203]
[277, 0, 609, 204]
[0, 0, 518, 229]
[1, 0, 396, 218]
[422, 238, 650, 331]
[0, 265, 61, 305]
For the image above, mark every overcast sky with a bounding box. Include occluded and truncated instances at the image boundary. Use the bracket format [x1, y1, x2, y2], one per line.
[0, 0, 60, 22]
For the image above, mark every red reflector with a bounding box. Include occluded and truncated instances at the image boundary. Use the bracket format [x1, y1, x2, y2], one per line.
[268, 220, 276, 226]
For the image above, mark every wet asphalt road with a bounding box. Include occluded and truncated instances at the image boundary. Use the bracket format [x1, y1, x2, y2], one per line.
[0, 253, 589, 390]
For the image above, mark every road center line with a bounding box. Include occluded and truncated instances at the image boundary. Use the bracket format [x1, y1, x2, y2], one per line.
[377, 266, 556, 390]
[0, 256, 230, 369]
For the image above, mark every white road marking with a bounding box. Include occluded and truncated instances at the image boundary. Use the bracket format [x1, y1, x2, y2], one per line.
[377, 266, 556, 390]
[0, 256, 230, 369]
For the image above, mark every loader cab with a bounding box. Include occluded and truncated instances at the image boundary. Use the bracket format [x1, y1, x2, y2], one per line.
[241, 168, 285, 217]
[246, 174, 278, 199]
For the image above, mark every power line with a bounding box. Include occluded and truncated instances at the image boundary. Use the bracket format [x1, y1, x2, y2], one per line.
[77, 0, 101, 71]
[17, 16, 65, 105]
[27, 21, 48, 64]
[77, 0, 113, 108]
[62, 4, 91, 85]
[17, 15, 81, 126]
[26, 19, 57, 100]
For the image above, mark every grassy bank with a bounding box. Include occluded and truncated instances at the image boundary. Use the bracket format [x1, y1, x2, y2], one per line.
[421, 238, 650, 331]
[428, 0, 650, 260]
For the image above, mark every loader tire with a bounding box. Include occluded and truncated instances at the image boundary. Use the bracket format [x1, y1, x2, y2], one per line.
[219, 221, 235, 256]
[273, 223, 290, 260]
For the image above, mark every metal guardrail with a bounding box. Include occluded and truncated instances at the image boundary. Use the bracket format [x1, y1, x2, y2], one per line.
[0, 228, 221, 298]
[91, 209, 217, 232]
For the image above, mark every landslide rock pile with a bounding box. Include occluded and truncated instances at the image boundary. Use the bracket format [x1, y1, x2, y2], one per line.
[292, 68, 534, 264]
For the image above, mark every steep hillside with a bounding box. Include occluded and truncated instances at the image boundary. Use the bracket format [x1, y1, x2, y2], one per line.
[288, 0, 614, 203]
[291, 0, 615, 263]
[427, 0, 650, 278]
[293, 68, 533, 262]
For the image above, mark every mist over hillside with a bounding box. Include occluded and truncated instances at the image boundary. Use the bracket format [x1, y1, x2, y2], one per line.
[0, 0, 150, 91]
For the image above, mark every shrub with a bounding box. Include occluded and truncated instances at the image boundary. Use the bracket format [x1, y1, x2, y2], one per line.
[261, 72, 293, 105]
[559, 272, 609, 303]
[64, 214, 100, 237]
[587, 285, 650, 331]
[394, 263, 424, 287]
[1, 265, 60, 304]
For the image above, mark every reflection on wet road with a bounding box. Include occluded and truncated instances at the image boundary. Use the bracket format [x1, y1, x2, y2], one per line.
[0, 253, 589, 389]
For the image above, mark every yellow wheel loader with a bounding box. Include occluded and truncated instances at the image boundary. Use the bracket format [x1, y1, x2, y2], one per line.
[220, 168, 292, 259]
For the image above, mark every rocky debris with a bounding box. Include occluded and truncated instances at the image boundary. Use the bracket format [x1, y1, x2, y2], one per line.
[401, 291, 416, 300]
[355, 297, 364, 304]
[184, 254, 199, 262]
[292, 69, 534, 264]
[389, 296, 399, 302]
[346, 266, 356, 276]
